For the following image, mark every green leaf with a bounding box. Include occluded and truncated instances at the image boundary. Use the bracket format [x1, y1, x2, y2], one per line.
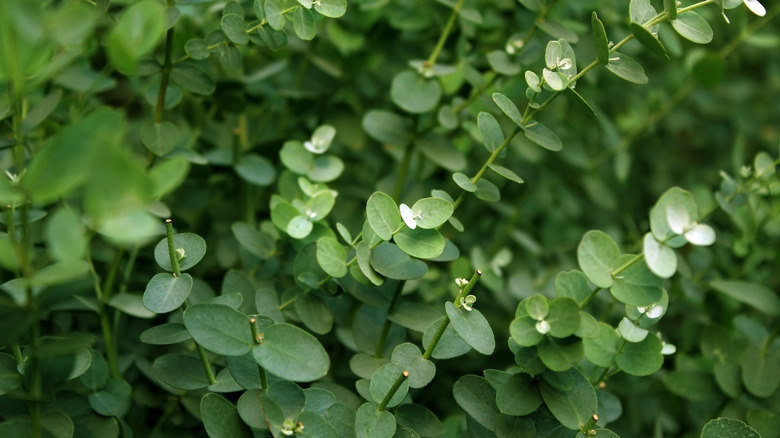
[453, 375, 499, 431]
[664, 0, 677, 19]
[583, 322, 620, 367]
[316, 237, 348, 278]
[140, 323, 191, 345]
[369, 363, 409, 408]
[143, 273, 193, 314]
[615, 334, 663, 376]
[221, 13, 249, 45]
[663, 371, 720, 401]
[417, 133, 467, 171]
[45, 207, 86, 262]
[539, 368, 597, 430]
[183, 304, 253, 356]
[629, 0, 657, 25]
[610, 255, 663, 307]
[252, 323, 329, 382]
[394, 227, 445, 259]
[702, 418, 760, 438]
[487, 50, 521, 76]
[650, 187, 698, 245]
[537, 336, 583, 371]
[141, 121, 178, 156]
[265, 0, 285, 30]
[488, 164, 524, 184]
[554, 270, 591, 306]
[391, 343, 436, 389]
[109, 293, 156, 319]
[153, 353, 211, 390]
[308, 155, 344, 182]
[423, 316, 472, 359]
[672, 11, 713, 44]
[445, 302, 495, 355]
[154, 233, 207, 272]
[22, 90, 62, 134]
[89, 379, 131, 417]
[362, 110, 413, 147]
[592, 12, 609, 65]
[564, 87, 597, 118]
[295, 292, 333, 335]
[171, 62, 216, 95]
[630, 22, 669, 59]
[184, 38, 210, 60]
[370, 243, 427, 280]
[201, 393, 253, 438]
[281, 144, 313, 175]
[478, 112, 504, 153]
[510, 316, 544, 347]
[741, 345, 780, 397]
[231, 222, 274, 259]
[453, 173, 477, 192]
[524, 295, 549, 320]
[355, 402, 396, 438]
[391, 70, 442, 114]
[496, 373, 543, 416]
[366, 191, 402, 241]
[107, 0, 166, 74]
[287, 215, 313, 239]
[474, 179, 501, 202]
[605, 52, 648, 85]
[547, 298, 580, 338]
[410, 197, 453, 229]
[315, 0, 348, 18]
[618, 317, 648, 342]
[642, 233, 677, 278]
[710, 280, 780, 316]
[235, 154, 276, 186]
[293, 7, 317, 40]
[356, 241, 384, 286]
[492, 92, 524, 127]
[524, 121, 562, 151]
[395, 404, 443, 438]
[577, 230, 620, 288]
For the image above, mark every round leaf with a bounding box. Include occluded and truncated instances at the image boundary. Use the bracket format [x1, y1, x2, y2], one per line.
[394, 227, 445, 259]
[366, 191, 402, 241]
[642, 233, 677, 278]
[478, 112, 504, 153]
[391, 343, 436, 389]
[369, 363, 409, 408]
[474, 179, 501, 202]
[702, 418, 760, 438]
[89, 379, 131, 417]
[153, 353, 211, 390]
[201, 393, 253, 438]
[143, 273, 193, 314]
[539, 368, 597, 430]
[605, 52, 648, 84]
[453, 173, 477, 192]
[685, 223, 715, 246]
[410, 197, 453, 229]
[615, 334, 663, 376]
[315, 0, 347, 18]
[537, 337, 583, 371]
[577, 230, 620, 288]
[154, 233, 207, 272]
[672, 11, 713, 44]
[523, 121, 562, 151]
[547, 298, 580, 338]
[445, 302, 495, 355]
[141, 120, 179, 156]
[106, 0, 166, 74]
[492, 92, 524, 127]
[453, 375, 499, 431]
[370, 243, 427, 280]
[391, 70, 442, 114]
[316, 237, 348, 278]
[362, 110, 413, 147]
[355, 402, 396, 438]
[496, 373, 542, 416]
[293, 7, 316, 40]
[235, 154, 276, 186]
[183, 304, 254, 356]
[609, 255, 663, 307]
[264, 0, 285, 30]
[221, 13, 249, 45]
[252, 323, 329, 382]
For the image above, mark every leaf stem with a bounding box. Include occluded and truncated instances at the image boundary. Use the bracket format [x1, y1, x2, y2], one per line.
[422, 270, 481, 360]
[377, 370, 408, 411]
[165, 219, 182, 277]
[425, 0, 466, 69]
[155, 10, 176, 124]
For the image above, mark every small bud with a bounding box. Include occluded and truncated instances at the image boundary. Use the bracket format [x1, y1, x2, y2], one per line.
[175, 248, 186, 261]
[535, 319, 551, 334]
[558, 58, 572, 70]
[455, 278, 469, 288]
[460, 295, 477, 311]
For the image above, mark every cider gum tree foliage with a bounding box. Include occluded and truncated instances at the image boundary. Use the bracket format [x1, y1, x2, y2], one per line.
[0, 0, 779, 437]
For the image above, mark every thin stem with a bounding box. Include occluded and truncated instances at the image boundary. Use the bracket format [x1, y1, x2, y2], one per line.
[165, 219, 182, 277]
[155, 7, 175, 124]
[375, 281, 405, 358]
[426, 0, 466, 69]
[422, 270, 482, 360]
[377, 370, 408, 411]
[392, 142, 415, 201]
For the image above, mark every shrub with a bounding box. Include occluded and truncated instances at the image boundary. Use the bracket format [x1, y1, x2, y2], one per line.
[0, 0, 778, 437]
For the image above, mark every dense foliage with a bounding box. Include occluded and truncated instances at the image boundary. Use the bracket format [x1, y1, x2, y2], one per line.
[0, 0, 778, 437]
